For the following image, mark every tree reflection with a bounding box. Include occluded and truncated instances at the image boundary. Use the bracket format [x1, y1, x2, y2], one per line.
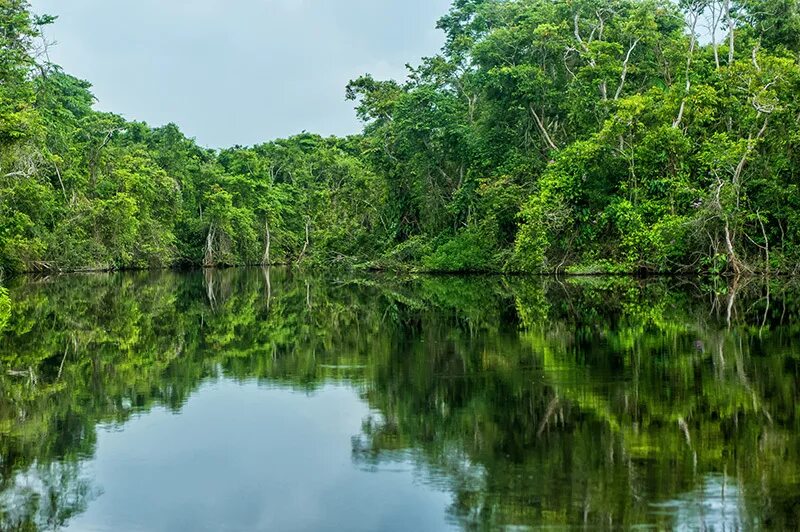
[0, 270, 798, 529]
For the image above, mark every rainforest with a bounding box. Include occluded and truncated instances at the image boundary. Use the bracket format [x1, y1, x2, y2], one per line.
[4, 1, 800, 529]
[2, 0, 800, 278]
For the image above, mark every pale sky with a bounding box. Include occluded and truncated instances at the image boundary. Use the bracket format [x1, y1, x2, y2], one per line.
[29, 0, 452, 147]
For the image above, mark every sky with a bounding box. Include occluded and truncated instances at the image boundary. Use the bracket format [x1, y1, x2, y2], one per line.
[29, 0, 452, 148]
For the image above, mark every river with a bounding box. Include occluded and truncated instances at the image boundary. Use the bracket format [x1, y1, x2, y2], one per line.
[0, 269, 798, 530]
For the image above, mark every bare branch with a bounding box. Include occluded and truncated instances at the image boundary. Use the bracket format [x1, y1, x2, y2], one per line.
[614, 38, 641, 100]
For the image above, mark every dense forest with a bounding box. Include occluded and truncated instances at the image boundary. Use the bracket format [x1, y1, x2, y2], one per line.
[2, 0, 800, 276]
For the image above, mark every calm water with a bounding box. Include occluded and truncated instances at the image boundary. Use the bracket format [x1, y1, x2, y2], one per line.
[1, 269, 799, 530]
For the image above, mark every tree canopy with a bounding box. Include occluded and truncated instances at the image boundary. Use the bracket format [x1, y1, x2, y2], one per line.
[2, 0, 800, 274]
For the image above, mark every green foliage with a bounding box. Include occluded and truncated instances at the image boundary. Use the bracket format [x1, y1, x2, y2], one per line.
[0, 286, 9, 332]
[350, 0, 800, 273]
[423, 223, 499, 272]
[2, 0, 800, 274]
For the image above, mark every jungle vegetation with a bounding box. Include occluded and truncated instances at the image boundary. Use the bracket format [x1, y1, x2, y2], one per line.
[3, 0, 800, 275]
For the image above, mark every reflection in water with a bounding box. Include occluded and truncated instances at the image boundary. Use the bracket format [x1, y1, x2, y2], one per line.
[1, 462, 94, 531]
[652, 475, 746, 531]
[64, 382, 455, 532]
[0, 269, 799, 530]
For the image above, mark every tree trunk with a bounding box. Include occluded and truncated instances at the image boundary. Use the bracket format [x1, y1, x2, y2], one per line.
[673, 10, 700, 129]
[724, 219, 743, 276]
[710, 2, 721, 69]
[529, 104, 559, 151]
[297, 218, 310, 262]
[614, 38, 640, 100]
[726, 0, 735, 64]
[262, 219, 271, 265]
[204, 224, 215, 268]
[54, 164, 67, 201]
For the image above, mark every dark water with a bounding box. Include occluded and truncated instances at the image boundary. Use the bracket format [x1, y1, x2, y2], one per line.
[1, 269, 799, 531]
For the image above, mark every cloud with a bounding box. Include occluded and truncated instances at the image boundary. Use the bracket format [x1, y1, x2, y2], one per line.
[30, 0, 451, 147]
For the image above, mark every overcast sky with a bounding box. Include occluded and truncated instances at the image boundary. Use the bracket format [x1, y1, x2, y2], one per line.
[29, 0, 452, 147]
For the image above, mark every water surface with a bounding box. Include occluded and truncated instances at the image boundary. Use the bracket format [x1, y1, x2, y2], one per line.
[1, 270, 798, 530]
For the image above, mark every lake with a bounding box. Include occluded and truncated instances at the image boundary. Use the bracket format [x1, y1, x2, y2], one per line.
[0, 269, 798, 530]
